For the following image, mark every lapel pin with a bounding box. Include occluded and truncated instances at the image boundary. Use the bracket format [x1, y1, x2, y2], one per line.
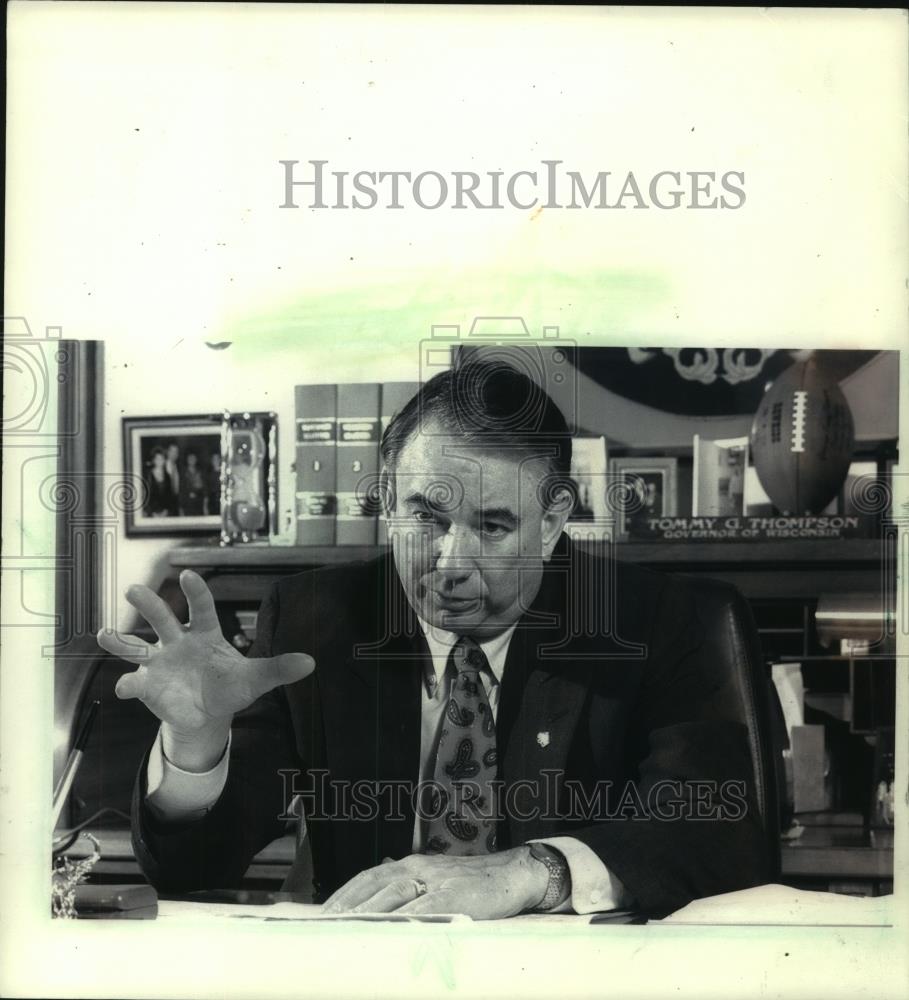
[536, 731, 550, 748]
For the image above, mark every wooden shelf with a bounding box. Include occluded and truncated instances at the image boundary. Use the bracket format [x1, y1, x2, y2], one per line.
[608, 539, 882, 567]
[170, 544, 380, 568]
[781, 824, 894, 880]
[169, 538, 884, 569]
[167, 538, 888, 604]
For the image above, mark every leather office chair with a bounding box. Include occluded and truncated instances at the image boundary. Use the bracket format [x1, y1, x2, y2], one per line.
[681, 574, 782, 879]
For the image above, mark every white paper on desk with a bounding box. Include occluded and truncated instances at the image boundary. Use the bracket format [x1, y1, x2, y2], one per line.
[654, 884, 893, 926]
[498, 912, 594, 924]
[156, 900, 472, 923]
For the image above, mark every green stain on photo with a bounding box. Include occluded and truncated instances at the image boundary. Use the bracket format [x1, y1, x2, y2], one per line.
[411, 938, 457, 991]
[224, 269, 670, 364]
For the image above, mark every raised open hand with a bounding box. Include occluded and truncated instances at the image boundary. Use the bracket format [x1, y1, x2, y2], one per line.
[97, 570, 313, 768]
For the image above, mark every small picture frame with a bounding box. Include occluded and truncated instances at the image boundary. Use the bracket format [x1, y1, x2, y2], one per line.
[565, 436, 612, 543]
[122, 415, 223, 537]
[608, 456, 678, 540]
[568, 436, 609, 522]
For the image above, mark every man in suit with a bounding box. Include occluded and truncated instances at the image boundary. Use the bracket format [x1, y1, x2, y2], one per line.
[101, 360, 770, 918]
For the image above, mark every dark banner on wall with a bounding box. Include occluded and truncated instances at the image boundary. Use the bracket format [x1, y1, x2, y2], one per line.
[574, 349, 877, 417]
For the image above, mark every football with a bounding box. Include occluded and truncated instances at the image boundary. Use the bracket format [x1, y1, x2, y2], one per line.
[750, 359, 855, 515]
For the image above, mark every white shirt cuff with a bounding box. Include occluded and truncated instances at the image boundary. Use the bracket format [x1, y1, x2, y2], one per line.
[145, 726, 231, 822]
[529, 836, 632, 914]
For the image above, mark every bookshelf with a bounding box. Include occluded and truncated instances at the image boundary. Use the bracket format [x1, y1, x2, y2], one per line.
[168, 537, 888, 601]
[170, 538, 882, 566]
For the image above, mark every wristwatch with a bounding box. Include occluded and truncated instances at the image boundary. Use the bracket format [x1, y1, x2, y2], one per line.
[527, 842, 571, 911]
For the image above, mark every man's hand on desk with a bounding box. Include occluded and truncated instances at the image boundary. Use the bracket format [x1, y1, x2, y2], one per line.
[96, 570, 314, 772]
[321, 847, 555, 920]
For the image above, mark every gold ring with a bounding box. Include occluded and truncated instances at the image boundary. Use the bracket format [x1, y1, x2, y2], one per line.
[411, 878, 428, 898]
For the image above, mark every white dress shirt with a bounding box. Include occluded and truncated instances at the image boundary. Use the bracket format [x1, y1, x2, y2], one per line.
[146, 618, 630, 913]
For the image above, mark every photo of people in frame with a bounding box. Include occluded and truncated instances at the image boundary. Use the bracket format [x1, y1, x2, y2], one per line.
[609, 457, 678, 539]
[124, 418, 223, 535]
[624, 470, 665, 534]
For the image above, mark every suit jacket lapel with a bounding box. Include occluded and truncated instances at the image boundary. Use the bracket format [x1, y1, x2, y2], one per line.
[323, 542, 605, 858]
[499, 548, 593, 845]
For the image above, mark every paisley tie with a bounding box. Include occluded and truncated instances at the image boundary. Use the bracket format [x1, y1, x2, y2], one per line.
[425, 636, 499, 855]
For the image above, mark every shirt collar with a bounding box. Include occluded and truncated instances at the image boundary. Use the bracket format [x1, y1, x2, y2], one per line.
[416, 617, 518, 697]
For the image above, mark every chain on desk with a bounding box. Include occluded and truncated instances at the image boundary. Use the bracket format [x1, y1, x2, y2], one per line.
[52, 833, 100, 918]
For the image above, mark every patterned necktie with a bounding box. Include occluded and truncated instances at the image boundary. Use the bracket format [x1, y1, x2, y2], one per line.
[425, 636, 499, 855]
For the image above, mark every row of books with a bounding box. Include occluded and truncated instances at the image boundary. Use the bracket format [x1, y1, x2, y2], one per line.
[297, 392, 881, 545]
[295, 382, 418, 545]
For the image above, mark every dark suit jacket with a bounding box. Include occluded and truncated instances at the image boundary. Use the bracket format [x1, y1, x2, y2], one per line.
[132, 537, 770, 917]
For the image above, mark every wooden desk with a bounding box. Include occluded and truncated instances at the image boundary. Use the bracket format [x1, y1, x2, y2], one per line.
[168, 538, 886, 603]
[71, 823, 894, 898]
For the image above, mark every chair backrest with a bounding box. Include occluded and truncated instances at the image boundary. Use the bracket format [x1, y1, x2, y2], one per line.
[680, 574, 782, 879]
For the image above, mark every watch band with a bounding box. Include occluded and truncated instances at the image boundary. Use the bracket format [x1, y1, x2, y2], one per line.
[527, 842, 571, 911]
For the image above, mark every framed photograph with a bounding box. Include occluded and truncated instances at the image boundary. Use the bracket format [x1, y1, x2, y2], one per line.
[122, 415, 223, 536]
[565, 436, 611, 543]
[692, 435, 749, 517]
[569, 436, 609, 521]
[608, 456, 678, 539]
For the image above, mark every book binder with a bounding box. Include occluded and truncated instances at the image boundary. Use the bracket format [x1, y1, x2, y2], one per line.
[378, 382, 419, 545]
[336, 383, 381, 544]
[294, 384, 337, 545]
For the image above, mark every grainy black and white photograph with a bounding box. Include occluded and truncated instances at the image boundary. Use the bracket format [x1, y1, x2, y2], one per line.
[2, 5, 906, 1000]
[123, 416, 223, 534]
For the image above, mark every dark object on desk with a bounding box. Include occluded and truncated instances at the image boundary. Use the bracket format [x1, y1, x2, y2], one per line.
[75, 883, 158, 919]
[589, 909, 648, 925]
